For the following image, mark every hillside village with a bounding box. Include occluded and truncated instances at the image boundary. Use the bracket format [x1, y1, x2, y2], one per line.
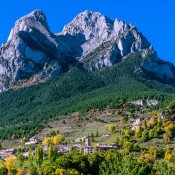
[0, 107, 167, 160]
[1, 103, 175, 174]
[0, 136, 120, 159]
[0, 5, 175, 174]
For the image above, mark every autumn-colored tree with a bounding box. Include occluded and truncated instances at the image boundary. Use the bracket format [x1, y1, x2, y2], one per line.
[20, 137, 25, 147]
[140, 149, 156, 164]
[16, 168, 26, 175]
[124, 129, 132, 139]
[108, 124, 116, 133]
[119, 148, 130, 156]
[0, 161, 4, 169]
[120, 117, 126, 126]
[164, 122, 174, 137]
[4, 155, 16, 175]
[140, 152, 155, 164]
[153, 126, 160, 136]
[135, 126, 141, 137]
[55, 168, 66, 175]
[157, 112, 162, 126]
[141, 120, 147, 129]
[52, 134, 64, 145]
[42, 137, 51, 146]
[55, 168, 81, 175]
[163, 133, 170, 143]
[149, 148, 157, 158]
[67, 169, 81, 175]
[147, 115, 155, 128]
[141, 130, 149, 142]
[164, 151, 174, 163]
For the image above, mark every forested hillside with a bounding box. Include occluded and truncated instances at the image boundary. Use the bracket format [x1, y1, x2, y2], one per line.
[0, 53, 175, 140]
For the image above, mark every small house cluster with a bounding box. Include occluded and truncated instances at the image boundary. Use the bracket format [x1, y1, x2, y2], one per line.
[0, 136, 119, 159]
[25, 137, 39, 146]
[83, 136, 119, 154]
[0, 149, 15, 159]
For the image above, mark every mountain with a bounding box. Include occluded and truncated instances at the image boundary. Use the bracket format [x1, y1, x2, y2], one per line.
[0, 10, 175, 92]
[57, 10, 155, 68]
[1, 53, 175, 140]
[1, 10, 175, 140]
[0, 10, 77, 92]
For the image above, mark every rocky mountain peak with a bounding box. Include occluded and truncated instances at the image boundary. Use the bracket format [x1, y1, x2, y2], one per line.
[61, 10, 114, 41]
[0, 10, 66, 92]
[0, 9, 175, 93]
[8, 9, 50, 42]
[61, 10, 136, 41]
[58, 10, 154, 67]
[114, 18, 130, 35]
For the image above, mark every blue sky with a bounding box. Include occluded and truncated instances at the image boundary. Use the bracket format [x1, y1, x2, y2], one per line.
[0, 0, 175, 63]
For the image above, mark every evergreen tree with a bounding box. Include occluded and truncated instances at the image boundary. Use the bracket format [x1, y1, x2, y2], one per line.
[35, 146, 44, 172]
[17, 152, 25, 168]
[48, 145, 57, 163]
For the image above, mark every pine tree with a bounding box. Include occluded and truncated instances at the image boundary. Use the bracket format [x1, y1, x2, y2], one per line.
[48, 145, 57, 163]
[28, 149, 33, 166]
[17, 152, 25, 168]
[95, 131, 99, 137]
[35, 146, 44, 171]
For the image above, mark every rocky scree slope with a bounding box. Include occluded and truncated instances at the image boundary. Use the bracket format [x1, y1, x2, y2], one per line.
[0, 9, 175, 92]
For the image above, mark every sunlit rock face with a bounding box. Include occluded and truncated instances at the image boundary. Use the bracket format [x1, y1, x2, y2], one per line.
[58, 10, 156, 70]
[0, 10, 175, 92]
[0, 10, 75, 92]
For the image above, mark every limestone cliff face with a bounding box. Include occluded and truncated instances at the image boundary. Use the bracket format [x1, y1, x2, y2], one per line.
[0, 10, 76, 92]
[0, 10, 175, 92]
[58, 10, 157, 70]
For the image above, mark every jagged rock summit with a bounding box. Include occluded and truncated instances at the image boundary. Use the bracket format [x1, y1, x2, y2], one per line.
[0, 9, 175, 92]
[57, 10, 157, 69]
[0, 10, 76, 92]
[7, 10, 50, 41]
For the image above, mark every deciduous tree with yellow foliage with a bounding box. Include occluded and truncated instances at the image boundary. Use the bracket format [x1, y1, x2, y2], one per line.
[52, 134, 64, 145]
[4, 155, 16, 175]
[108, 124, 116, 133]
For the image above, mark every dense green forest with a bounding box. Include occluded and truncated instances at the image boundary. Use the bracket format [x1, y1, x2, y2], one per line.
[0, 53, 175, 140]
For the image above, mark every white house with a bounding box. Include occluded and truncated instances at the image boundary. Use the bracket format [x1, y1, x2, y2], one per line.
[25, 137, 39, 146]
[132, 118, 141, 130]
